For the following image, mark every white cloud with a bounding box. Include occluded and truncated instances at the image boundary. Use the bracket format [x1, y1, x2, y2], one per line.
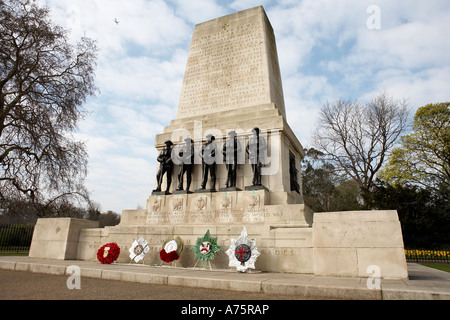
[45, 0, 190, 54]
[86, 155, 155, 211]
[77, 102, 162, 212]
[282, 73, 336, 146]
[96, 53, 186, 106]
[365, 67, 450, 108]
[168, 0, 228, 24]
[276, 36, 316, 76]
[352, 21, 450, 71]
[229, 0, 271, 11]
[266, 0, 450, 147]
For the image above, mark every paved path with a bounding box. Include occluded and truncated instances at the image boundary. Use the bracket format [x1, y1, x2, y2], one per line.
[1, 256, 449, 301]
[0, 269, 315, 300]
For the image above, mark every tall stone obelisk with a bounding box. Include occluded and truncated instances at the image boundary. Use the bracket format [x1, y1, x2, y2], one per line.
[155, 6, 304, 204]
[176, 6, 286, 120]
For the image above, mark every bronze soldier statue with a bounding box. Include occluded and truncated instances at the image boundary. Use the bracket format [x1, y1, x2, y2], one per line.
[222, 130, 241, 188]
[199, 134, 216, 191]
[176, 137, 194, 192]
[246, 128, 266, 186]
[154, 140, 174, 193]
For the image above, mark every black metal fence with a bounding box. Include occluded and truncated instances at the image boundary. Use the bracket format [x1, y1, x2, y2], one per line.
[405, 249, 450, 263]
[403, 234, 450, 263]
[0, 224, 35, 253]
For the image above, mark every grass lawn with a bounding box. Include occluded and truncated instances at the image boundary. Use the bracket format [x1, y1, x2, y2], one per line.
[0, 252, 29, 256]
[419, 262, 450, 273]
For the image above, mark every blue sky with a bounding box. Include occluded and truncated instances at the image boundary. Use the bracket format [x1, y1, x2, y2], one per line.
[41, 0, 450, 213]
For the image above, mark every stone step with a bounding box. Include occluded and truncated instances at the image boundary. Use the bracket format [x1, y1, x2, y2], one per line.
[170, 103, 279, 125]
[163, 108, 281, 134]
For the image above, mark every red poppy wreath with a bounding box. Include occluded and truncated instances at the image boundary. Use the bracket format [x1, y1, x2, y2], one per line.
[159, 250, 179, 263]
[97, 242, 120, 264]
[159, 236, 184, 263]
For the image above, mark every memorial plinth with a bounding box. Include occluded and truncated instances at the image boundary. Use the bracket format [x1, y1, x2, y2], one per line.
[30, 6, 408, 279]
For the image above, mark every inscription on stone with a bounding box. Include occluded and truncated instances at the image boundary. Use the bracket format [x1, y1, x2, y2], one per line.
[177, 18, 270, 118]
[146, 208, 270, 225]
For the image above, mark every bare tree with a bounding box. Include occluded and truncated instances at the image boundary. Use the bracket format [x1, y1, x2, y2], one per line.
[312, 92, 410, 208]
[0, 0, 97, 212]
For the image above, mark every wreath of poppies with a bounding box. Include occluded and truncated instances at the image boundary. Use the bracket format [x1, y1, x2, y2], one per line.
[160, 250, 179, 263]
[97, 242, 121, 264]
[159, 236, 184, 263]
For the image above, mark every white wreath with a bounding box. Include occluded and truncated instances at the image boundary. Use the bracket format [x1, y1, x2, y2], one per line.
[225, 227, 260, 272]
[129, 237, 150, 263]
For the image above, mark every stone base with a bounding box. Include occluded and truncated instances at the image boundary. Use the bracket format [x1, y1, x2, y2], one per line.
[76, 223, 314, 274]
[245, 185, 269, 192]
[29, 218, 98, 260]
[194, 188, 217, 193]
[312, 210, 408, 279]
[152, 190, 171, 195]
[172, 189, 192, 194]
[73, 208, 408, 278]
[219, 187, 241, 192]
[29, 198, 408, 278]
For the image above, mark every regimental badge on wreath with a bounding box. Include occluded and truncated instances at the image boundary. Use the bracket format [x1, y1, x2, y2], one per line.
[190, 230, 222, 268]
[129, 237, 150, 263]
[226, 227, 260, 272]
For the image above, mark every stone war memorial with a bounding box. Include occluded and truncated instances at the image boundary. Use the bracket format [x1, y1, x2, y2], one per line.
[29, 6, 408, 279]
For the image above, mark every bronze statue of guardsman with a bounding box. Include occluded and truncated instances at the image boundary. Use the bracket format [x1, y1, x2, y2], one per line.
[154, 140, 174, 193]
[222, 130, 241, 188]
[176, 137, 194, 192]
[246, 128, 266, 186]
[199, 134, 217, 191]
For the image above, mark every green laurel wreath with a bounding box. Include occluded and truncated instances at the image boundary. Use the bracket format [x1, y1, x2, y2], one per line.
[190, 230, 222, 266]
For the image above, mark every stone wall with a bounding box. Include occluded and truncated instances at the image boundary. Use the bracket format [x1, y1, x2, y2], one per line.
[29, 218, 98, 260]
[313, 210, 408, 279]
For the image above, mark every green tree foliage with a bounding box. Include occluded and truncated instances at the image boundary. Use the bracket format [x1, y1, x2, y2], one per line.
[301, 148, 362, 212]
[380, 102, 450, 192]
[369, 180, 450, 248]
[98, 211, 121, 227]
[373, 102, 449, 247]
